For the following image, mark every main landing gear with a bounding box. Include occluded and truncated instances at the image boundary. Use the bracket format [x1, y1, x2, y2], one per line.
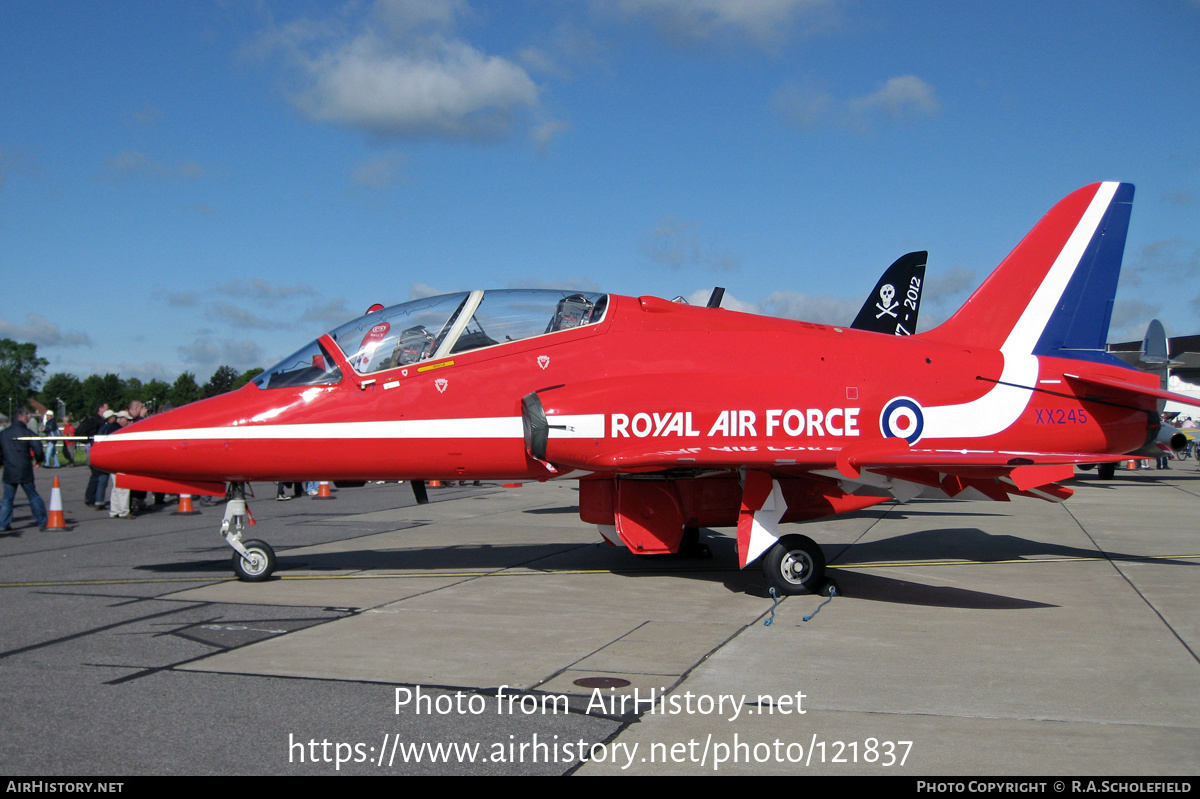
[222, 483, 276, 582]
[762, 534, 826, 596]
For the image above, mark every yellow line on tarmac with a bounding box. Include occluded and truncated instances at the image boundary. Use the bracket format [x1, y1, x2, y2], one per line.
[0, 576, 230, 588]
[829, 553, 1200, 570]
[4, 553, 1197, 588]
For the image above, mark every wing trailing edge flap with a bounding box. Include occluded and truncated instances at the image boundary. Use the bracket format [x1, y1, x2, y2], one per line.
[832, 439, 1108, 503]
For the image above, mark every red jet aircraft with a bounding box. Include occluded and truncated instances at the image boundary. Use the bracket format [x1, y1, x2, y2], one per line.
[91, 182, 1200, 593]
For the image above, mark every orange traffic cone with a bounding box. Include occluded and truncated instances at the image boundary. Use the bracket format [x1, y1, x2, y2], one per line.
[502, 483, 524, 488]
[173, 494, 201, 515]
[313, 481, 335, 500]
[427, 479, 443, 488]
[45, 475, 67, 530]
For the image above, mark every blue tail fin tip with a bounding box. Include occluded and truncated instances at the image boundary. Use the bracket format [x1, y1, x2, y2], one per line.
[1033, 182, 1135, 364]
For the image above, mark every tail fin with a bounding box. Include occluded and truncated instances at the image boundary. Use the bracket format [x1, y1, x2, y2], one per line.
[925, 182, 1134, 363]
[851, 251, 927, 335]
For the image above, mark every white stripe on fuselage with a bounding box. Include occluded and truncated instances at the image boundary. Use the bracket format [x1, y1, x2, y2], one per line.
[95, 414, 604, 443]
[922, 182, 1118, 440]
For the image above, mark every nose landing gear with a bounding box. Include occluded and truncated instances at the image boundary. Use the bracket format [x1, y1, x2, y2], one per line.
[222, 483, 277, 582]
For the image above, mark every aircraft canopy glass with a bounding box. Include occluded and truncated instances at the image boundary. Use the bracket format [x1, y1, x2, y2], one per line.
[253, 290, 608, 388]
[253, 340, 342, 389]
[256, 290, 607, 384]
[331, 292, 473, 374]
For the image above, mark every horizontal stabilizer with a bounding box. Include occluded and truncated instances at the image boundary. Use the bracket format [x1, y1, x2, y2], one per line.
[1064, 372, 1200, 409]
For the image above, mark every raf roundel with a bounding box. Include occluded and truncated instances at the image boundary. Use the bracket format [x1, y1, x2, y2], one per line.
[880, 397, 924, 444]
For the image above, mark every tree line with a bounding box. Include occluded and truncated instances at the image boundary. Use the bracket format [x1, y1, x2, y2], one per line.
[1, 338, 262, 421]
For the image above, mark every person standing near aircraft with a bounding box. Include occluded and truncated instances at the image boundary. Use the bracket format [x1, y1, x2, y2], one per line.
[42, 411, 60, 468]
[124, 401, 149, 512]
[87, 409, 117, 509]
[61, 416, 75, 465]
[107, 412, 136, 519]
[77, 403, 109, 507]
[1, 409, 48, 532]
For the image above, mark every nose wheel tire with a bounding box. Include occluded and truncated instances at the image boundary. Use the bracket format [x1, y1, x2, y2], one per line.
[232, 539, 276, 582]
[763, 534, 826, 595]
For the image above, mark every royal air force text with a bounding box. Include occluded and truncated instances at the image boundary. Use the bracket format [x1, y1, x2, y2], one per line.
[610, 409, 861, 439]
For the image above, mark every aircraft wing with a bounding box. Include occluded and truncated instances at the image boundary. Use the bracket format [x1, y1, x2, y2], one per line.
[541, 425, 1116, 508]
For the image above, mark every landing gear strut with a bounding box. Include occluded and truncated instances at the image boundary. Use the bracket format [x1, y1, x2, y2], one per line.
[222, 482, 276, 582]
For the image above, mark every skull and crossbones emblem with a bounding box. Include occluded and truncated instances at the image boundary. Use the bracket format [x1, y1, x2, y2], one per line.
[875, 283, 899, 319]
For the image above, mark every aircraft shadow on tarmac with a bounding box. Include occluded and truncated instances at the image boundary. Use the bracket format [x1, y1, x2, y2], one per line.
[1070, 471, 1200, 488]
[824, 571, 1056, 609]
[827, 526, 1196, 565]
[132, 522, 1193, 611]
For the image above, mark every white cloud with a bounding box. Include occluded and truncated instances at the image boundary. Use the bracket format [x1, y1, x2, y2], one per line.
[263, 2, 540, 141]
[214, 278, 319, 302]
[682, 287, 855, 323]
[642, 216, 739, 272]
[532, 119, 571, 152]
[848, 75, 941, 124]
[683, 288, 758, 313]
[302, 298, 357, 329]
[0, 314, 92, 348]
[301, 36, 537, 139]
[203, 301, 290, 331]
[1108, 299, 1162, 340]
[112, 360, 176, 383]
[776, 74, 941, 131]
[351, 153, 408, 188]
[924, 265, 978, 308]
[409, 282, 449, 299]
[609, 0, 841, 48]
[759, 290, 858, 324]
[509, 276, 603, 293]
[373, 0, 467, 36]
[177, 337, 266, 369]
[772, 79, 834, 129]
[100, 149, 206, 181]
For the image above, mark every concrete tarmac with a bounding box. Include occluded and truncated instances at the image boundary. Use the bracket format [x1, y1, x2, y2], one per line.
[1, 462, 1198, 775]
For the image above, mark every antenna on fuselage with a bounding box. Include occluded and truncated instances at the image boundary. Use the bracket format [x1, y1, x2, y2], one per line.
[706, 287, 725, 309]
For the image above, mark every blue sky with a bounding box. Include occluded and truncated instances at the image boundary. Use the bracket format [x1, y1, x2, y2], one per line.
[2, 0, 1199, 384]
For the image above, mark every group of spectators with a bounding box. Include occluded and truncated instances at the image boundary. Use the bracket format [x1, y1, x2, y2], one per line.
[74, 400, 152, 519]
[1, 399, 157, 531]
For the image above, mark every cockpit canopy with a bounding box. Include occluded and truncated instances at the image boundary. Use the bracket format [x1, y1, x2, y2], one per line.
[254, 289, 608, 389]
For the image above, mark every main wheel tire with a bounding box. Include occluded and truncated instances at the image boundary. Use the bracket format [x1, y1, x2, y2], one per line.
[232, 539, 276, 582]
[763, 534, 826, 595]
[1097, 462, 1116, 480]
